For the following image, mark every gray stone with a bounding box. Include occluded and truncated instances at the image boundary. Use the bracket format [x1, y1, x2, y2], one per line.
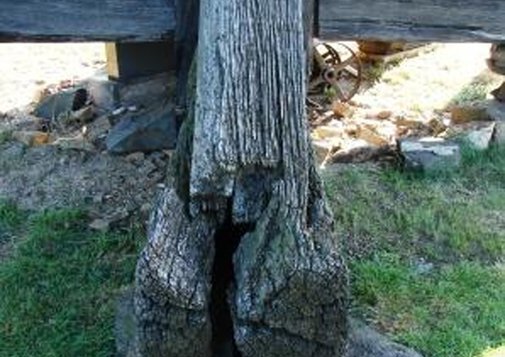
[412, 258, 434, 276]
[33, 90, 77, 120]
[89, 218, 111, 232]
[346, 320, 423, 357]
[486, 100, 505, 144]
[106, 104, 178, 154]
[400, 137, 461, 172]
[465, 123, 495, 150]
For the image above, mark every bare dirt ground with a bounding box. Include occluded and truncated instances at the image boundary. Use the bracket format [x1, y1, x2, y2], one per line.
[0, 43, 106, 113]
[0, 42, 502, 225]
[355, 43, 498, 113]
[0, 43, 168, 228]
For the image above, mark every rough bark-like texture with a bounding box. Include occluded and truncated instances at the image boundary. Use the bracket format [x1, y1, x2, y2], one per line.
[232, 192, 348, 357]
[173, 0, 200, 111]
[191, 1, 348, 356]
[192, 0, 309, 223]
[0, 0, 175, 42]
[319, 0, 505, 42]
[130, 0, 348, 356]
[132, 189, 217, 356]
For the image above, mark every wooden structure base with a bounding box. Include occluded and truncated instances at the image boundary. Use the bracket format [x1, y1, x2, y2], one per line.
[105, 41, 175, 82]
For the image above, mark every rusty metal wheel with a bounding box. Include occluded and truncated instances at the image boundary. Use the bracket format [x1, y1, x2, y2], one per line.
[309, 41, 362, 105]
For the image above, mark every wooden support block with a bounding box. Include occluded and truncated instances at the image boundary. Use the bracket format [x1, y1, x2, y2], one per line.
[105, 41, 175, 82]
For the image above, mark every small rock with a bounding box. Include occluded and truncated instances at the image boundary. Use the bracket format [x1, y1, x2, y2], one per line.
[376, 110, 393, 120]
[395, 117, 425, 130]
[332, 101, 354, 118]
[346, 319, 423, 357]
[465, 123, 495, 150]
[400, 137, 461, 172]
[34, 88, 86, 120]
[313, 125, 344, 140]
[357, 126, 389, 146]
[52, 135, 95, 151]
[366, 110, 393, 120]
[106, 104, 178, 154]
[451, 103, 490, 124]
[412, 258, 434, 276]
[12, 131, 50, 146]
[328, 139, 393, 164]
[89, 219, 110, 232]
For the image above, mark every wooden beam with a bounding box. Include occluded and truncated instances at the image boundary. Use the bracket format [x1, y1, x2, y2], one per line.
[319, 0, 505, 42]
[0, 0, 175, 42]
[105, 41, 176, 81]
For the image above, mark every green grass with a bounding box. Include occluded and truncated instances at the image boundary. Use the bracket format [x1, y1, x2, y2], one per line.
[324, 144, 505, 357]
[1, 144, 504, 357]
[450, 84, 489, 106]
[0, 207, 142, 357]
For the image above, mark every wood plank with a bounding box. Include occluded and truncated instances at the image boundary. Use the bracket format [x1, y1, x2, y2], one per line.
[106, 41, 176, 81]
[319, 0, 505, 42]
[0, 0, 175, 42]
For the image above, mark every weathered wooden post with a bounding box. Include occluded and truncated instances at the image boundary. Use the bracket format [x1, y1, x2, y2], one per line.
[130, 0, 348, 356]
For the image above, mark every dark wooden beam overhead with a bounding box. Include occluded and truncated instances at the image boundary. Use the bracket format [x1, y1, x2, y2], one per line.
[319, 0, 505, 42]
[0, 0, 175, 42]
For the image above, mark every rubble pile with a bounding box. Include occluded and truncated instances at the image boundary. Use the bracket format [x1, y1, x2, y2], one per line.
[310, 43, 505, 172]
[310, 97, 504, 171]
[4, 74, 178, 155]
